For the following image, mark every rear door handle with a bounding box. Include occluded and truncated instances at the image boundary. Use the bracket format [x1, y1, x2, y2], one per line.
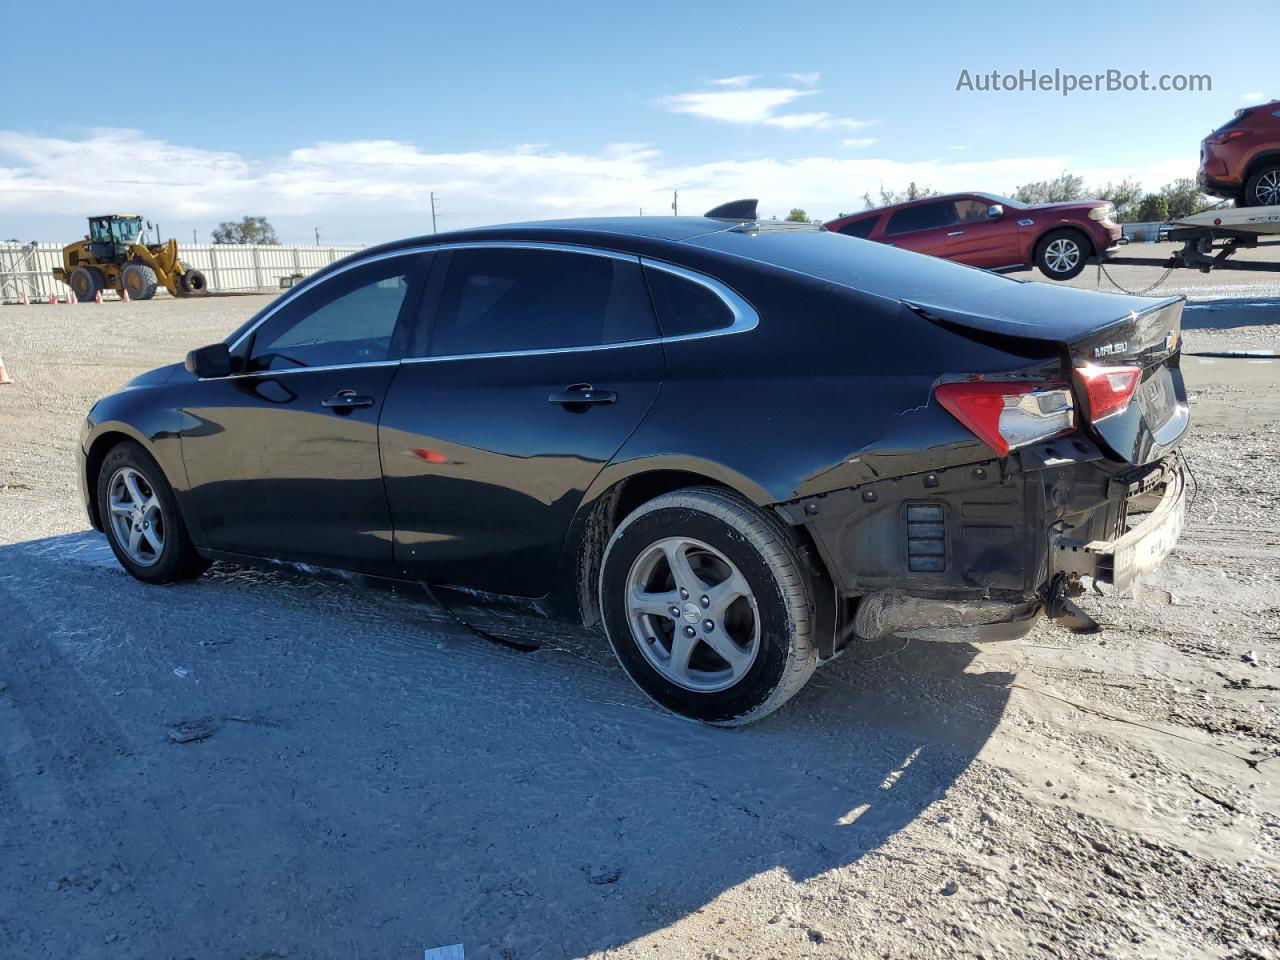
[548, 383, 617, 406]
[947, 230, 964, 237]
[322, 391, 376, 410]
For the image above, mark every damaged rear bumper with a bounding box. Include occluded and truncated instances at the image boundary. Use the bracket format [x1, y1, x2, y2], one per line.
[1053, 460, 1185, 591]
[776, 441, 1186, 649]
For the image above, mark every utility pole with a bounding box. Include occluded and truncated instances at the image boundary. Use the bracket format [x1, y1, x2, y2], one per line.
[430, 192, 439, 234]
[314, 227, 320, 246]
[671, 190, 678, 216]
[192, 229, 197, 245]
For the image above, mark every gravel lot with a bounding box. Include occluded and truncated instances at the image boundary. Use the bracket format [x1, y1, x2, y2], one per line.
[1, 272, 1277, 960]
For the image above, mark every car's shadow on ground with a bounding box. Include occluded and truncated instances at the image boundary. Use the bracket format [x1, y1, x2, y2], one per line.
[1181, 296, 1280, 332]
[1, 532, 1012, 960]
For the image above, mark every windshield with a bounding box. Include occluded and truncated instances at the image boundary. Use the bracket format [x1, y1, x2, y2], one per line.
[976, 193, 1021, 208]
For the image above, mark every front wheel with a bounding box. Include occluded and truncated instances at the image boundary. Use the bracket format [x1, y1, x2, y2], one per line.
[96, 441, 209, 584]
[120, 262, 159, 300]
[599, 487, 818, 725]
[1035, 228, 1090, 280]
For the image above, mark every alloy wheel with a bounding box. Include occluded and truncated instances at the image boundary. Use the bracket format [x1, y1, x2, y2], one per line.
[1044, 238, 1081, 275]
[624, 536, 760, 692]
[1253, 170, 1280, 206]
[107, 466, 165, 566]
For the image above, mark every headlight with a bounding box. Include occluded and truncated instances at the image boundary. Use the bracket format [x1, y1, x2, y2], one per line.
[1088, 204, 1115, 222]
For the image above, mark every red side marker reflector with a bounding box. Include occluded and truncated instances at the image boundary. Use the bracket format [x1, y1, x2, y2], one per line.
[412, 448, 447, 464]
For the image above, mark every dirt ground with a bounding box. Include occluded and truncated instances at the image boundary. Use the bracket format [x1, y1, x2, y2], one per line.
[0, 267, 1277, 960]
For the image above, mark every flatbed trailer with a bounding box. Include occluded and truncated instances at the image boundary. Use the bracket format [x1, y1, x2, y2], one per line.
[1106, 205, 1280, 273]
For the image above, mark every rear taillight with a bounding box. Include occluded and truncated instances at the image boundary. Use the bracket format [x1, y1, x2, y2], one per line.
[935, 381, 1074, 457]
[1076, 365, 1141, 421]
[1207, 129, 1248, 144]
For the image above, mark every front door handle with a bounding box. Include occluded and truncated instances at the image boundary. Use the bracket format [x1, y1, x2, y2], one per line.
[322, 391, 376, 410]
[548, 383, 617, 406]
[947, 230, 965, 237]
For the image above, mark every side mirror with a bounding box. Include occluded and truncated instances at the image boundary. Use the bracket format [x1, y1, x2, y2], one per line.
[987, 203, 1004, 220]
[185, 343, 233, 378]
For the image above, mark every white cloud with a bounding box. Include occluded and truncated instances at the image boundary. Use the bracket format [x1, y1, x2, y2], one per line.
[659, 77, 874, 131]
[787, 72, 821, 86]
[840, 138, 878, 149]
[1241, 91, 1264, 100]
[0, 128, 1197, 241]
[946, 145, 966, 151]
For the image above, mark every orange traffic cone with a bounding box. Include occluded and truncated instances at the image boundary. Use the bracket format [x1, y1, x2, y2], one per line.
[47, 292, 55, 305]
[94, 289, 103, 304]
[122, 287, 130, 303]
[0, 355, 12, 385]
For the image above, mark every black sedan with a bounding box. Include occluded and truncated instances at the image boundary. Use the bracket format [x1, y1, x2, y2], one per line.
[79, 202, 1190, 724]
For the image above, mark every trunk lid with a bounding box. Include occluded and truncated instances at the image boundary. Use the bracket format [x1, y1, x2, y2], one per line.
[905, 287, 1189, 466]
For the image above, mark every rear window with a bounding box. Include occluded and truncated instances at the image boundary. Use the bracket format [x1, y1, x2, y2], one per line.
[837, 218, 877, 239]
[885, 201, 953, 235]
[687, 226, 1019, 304]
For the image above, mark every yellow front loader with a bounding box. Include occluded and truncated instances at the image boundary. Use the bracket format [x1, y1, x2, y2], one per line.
[52, 215, 208, 302]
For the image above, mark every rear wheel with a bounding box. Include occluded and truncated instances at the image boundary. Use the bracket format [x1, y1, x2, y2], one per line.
[96, 441, 208, 584]
[120, 262, 159, 300]
[1035, 228, 1090, 281]
[1243, 164, 1280, 207]
[599, 487, 818, 725]
[69, 266, 105, 303]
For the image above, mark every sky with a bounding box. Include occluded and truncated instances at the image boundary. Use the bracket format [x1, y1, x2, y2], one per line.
[0, 0, 1273, 244]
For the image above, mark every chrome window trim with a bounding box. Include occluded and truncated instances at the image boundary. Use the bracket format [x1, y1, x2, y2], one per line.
[218, 359, 402, 381]
[220, 240, 759, 373]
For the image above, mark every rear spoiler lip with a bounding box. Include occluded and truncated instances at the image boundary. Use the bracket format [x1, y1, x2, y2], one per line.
[902, 295, 1186, 365]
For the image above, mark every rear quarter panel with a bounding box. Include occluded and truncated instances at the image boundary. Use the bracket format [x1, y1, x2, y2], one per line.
[602, 250, 1059, 507]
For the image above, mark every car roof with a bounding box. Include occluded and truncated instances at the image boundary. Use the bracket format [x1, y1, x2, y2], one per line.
[368, 216, 733, 254]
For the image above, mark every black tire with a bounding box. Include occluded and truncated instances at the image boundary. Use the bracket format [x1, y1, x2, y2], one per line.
[96, 440, 209, 584]
[599, 486, 818, 725]
[1034, 228, 1091, 281]
[179, 268, 208, 296]
[69, 266, 105, 303]
[1242, 163, 1280, 207]
[120, 262, 159, 301]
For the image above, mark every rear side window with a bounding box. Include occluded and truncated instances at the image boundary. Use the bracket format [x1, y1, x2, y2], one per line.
[428, 248, 657, 356]
[643, 267, 734, 337]
[837, 218, 877, 239]
[885, 201, 954, 235]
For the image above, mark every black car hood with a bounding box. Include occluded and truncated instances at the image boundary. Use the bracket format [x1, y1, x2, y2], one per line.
[124, 362, 188, 388]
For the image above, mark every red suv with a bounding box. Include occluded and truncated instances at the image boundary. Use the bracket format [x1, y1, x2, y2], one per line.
[1198, 100, 1280, 207]
[825, 193, 1121, 281]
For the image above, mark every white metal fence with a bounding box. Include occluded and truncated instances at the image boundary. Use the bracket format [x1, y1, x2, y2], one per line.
[0, 242, 363, 303]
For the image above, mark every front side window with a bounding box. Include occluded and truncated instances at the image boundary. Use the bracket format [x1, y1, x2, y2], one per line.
[952, 199, 991, 223]
[885, 201, 955, 235]
[246, 254, 424, 371]
[428, 248, 657, 357]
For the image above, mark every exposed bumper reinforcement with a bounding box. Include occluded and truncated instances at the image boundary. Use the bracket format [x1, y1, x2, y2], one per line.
[1053, 464, 1186, 590]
